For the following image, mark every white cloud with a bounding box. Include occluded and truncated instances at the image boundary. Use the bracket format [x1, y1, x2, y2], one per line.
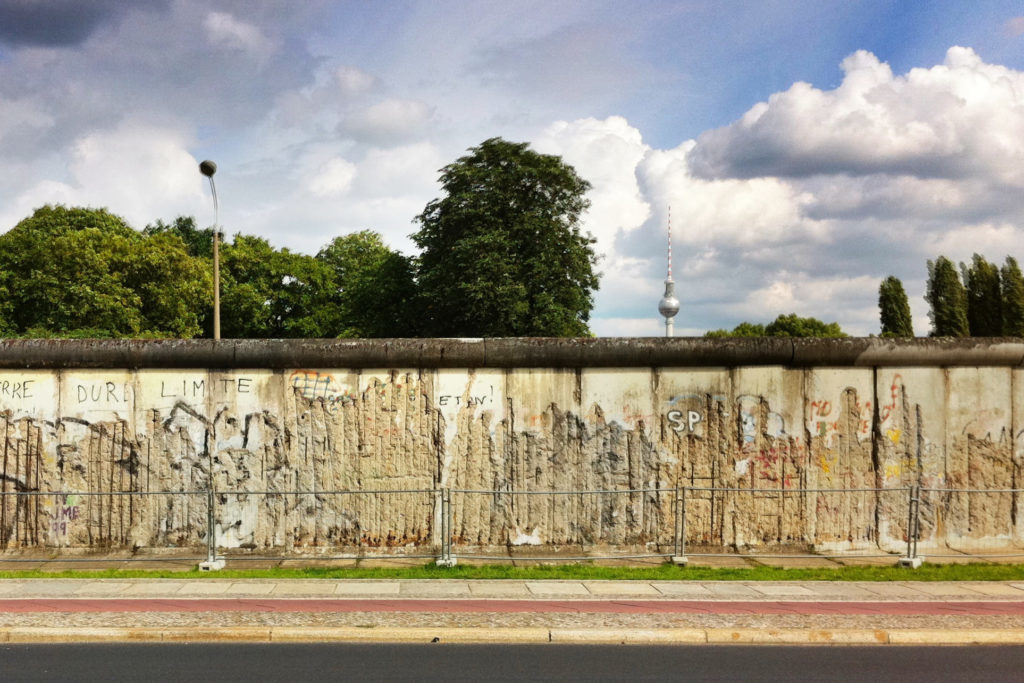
[1, 122, 203, 231]
[203, 11, 274, 60]
[341, 99, 433, 145]
[335, 66, 376, 95]
[923, 222, 1022, 260]
[534, 116, 651, 252]
[351, 142, 444, 199]
[689, 47, 1024, 187]
[638, 144, 827, 247]
[308, 157, 357, 197]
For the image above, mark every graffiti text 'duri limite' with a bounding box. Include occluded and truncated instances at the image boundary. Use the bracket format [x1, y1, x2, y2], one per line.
[76, 382, 129, 403]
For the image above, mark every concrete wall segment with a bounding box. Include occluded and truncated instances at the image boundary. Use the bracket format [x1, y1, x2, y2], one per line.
[1, 337, 1024, 554]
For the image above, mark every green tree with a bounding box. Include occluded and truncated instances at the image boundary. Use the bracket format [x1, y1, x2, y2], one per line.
[0, 264, 14, 336]
[144, 216, 214, 259]
[704, 315, 845, 338]
[0, 205, 209, 337]
[1000, 257, 1024, 337]
[411, 137, 599, 337]
[219, 235, 339, 338]
[961, 254, 1002, 336]
[704, 322, 766, 337]
[925, 256, 969, 337]
[878, 275, 914, 337]
[765, 313, 846, 337]
[125, 231, 211, 337]
[317, 231, 416, 337]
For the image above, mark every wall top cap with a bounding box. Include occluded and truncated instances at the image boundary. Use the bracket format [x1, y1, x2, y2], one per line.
[0, 337, 1022, 369]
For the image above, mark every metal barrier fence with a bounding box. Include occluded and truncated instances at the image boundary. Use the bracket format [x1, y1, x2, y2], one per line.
[0, 490, 211, 561]
[0, 486, 1021, 566]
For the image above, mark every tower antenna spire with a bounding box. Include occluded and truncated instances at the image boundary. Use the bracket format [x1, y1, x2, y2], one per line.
[657, 207, 680, 337]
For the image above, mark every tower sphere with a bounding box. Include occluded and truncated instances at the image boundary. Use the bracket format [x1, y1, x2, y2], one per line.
[659, 285, 680, 318]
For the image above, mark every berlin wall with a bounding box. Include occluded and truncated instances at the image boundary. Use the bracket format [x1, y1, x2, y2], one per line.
[0, 337, 1022, 556]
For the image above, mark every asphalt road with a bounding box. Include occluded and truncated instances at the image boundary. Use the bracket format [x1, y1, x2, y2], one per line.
[2, 643, 1024, 682]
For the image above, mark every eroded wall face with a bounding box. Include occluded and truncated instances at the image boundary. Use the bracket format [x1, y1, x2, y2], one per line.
[0, 365, 1019, 553]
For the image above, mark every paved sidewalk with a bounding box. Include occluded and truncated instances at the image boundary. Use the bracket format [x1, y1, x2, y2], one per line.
[0, 579, 1023, 644]
[2, 578, 1024, 601]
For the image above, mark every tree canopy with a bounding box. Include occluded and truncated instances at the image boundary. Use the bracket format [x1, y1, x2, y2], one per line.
[878, 275, 914, 337]
[0, 205, 209, 338]
[1002, 257, 1024, 337]
[0, 205, 422, 340]
[705, 314, 846, 338]
[961, 254, 1002, 336]
[925, 256, 969, 337]
[411, 137, 599, 337]
[317, 231, 416, 338]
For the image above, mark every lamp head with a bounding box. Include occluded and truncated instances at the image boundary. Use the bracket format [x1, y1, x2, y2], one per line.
[199, 160, 217, 177]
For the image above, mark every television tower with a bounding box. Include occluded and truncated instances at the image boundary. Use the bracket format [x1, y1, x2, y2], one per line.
[657, 208, 680, 337]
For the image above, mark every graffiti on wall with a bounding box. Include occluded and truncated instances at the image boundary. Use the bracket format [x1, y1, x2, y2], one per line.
[0, 366, 1020, 553]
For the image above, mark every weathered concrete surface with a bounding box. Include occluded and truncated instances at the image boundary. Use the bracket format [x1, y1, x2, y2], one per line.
[3, 337, 1024, 369]
[0, 338, 1021, 556]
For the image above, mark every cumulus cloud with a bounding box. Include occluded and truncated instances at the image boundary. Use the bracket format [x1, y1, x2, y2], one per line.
[689, 47, 1024, 187]
[538, 47, 1024, 337]
[0, 122, 203, 231]
[533, 116, 651, 251]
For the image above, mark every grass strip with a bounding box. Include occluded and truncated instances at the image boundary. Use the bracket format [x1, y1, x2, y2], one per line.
[0, 562, 1021, 581]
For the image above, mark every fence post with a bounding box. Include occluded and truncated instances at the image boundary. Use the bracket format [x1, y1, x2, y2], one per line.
[436, 488, 457, 567]
[199, 488, 225, 571]
[672, 486, 688, 566]
[898, 485, 924, 568]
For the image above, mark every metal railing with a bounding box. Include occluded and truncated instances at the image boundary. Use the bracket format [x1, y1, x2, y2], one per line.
[0, 485, 1021, 567]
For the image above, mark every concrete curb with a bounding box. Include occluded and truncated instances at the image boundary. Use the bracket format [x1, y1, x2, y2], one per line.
[2, 627, 1024, 645]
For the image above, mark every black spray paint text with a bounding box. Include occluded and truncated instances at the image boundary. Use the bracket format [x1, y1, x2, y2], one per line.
[0, 380, 33, 400]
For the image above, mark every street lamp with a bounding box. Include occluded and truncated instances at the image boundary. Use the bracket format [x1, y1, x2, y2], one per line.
[199, 160, 221, 341]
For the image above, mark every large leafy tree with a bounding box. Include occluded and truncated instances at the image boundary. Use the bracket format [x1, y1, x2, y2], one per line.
[705, 314, 846, 338]
[0, 205, 209, 338]
[218, 235, 339, 338]
[961, 254, 1002, 336]
[317, 231, 416, 337]
[411, 138, 599, 337]
[878, 275, 914, 337]
[144, 216, 214, 259]
[925, 256, 969, 337]
[1001, 257, 1024, 337]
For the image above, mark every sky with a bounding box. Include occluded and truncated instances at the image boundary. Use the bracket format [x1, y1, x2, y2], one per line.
[2, 0, 1024, 337]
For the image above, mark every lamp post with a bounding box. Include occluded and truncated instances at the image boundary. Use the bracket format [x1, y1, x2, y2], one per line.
[199, 160, 220, 341]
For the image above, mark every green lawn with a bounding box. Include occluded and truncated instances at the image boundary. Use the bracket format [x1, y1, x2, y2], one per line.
[1, 562, 1022, 581]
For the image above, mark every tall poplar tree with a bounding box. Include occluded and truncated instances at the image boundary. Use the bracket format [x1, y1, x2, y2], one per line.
[878, 276, 914, 337]
[925, 256, 969, 337]
[961, 254, 1002, 336]
[1002, 256, 1024, 337]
